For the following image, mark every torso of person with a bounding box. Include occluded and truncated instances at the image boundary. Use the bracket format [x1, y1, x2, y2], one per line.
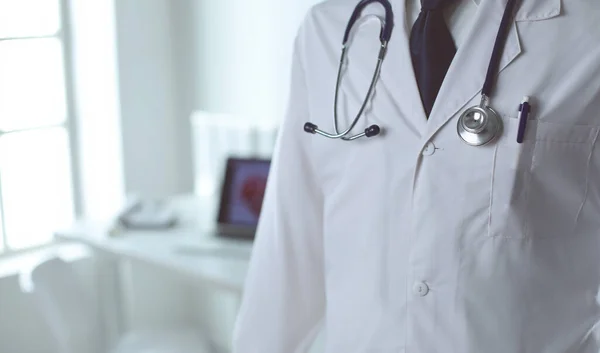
[297, 0, 600, 352]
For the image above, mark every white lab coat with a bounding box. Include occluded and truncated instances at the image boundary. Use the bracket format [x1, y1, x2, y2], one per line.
[233, 0, 600, 352]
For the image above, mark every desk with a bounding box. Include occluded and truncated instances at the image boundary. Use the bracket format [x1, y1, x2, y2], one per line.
[55, 221, 251, 292]
[55, 220, 252, 351]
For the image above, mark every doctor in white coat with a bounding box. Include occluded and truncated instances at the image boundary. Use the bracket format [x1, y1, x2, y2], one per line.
[233, 0, 600, 352]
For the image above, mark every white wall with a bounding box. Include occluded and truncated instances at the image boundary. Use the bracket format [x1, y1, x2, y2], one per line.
[114, 0, 322, 198]
[184, 0, 320, 120]
[114, 0, 191, 198]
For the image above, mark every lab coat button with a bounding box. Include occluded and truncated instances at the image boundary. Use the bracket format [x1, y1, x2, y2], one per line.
[413, 282, 429, 296]
[422, 142, 436, 156]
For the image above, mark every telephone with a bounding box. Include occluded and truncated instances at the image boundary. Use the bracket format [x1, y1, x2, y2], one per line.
[116, 197, 177, 230]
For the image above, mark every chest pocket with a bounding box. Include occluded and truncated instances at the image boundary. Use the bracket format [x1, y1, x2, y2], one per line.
[489, 117, 600, 239]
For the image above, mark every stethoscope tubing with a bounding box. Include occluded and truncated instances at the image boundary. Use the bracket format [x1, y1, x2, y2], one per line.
[304, 0, 394, 141]
[331, 45, 386, 140]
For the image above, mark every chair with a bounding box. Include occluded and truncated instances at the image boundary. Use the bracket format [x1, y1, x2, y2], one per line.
[20, 257, 217, 353]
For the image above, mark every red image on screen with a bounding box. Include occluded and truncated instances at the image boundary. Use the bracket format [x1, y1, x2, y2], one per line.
[240, 175, 267, 217]
[220, 158, 271, 226]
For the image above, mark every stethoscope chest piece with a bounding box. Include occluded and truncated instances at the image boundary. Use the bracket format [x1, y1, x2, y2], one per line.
[457, 98, 503, 146]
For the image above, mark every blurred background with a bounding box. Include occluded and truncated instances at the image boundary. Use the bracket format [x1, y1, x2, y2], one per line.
[0, 0, 324, 352]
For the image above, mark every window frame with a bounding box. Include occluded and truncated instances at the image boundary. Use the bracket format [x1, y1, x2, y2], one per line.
[0, 0, 82, 255]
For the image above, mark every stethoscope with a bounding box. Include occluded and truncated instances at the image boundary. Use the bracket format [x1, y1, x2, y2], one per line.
[303, 0, 521, 146]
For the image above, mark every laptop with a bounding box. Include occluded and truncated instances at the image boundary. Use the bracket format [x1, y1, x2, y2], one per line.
[214, 157, 271, 240]
[174, 157, 271, 259]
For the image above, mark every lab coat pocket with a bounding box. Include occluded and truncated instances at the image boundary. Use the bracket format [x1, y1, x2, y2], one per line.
[489, 118, 600, 239]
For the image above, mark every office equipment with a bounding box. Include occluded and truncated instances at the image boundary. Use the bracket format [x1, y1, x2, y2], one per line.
[215, 157, 271, 240]
[116, 197, 177, 230]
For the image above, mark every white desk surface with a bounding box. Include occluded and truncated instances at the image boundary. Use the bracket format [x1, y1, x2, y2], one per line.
[55, 221, 252, 293]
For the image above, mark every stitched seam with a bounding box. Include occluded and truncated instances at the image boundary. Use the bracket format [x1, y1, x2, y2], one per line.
[404, 155, 420, 353]
[488, 144, 499, 237]
[574, 128, 599, 225]
[523, 150, 532, 238]
[515, 6, 561, 22]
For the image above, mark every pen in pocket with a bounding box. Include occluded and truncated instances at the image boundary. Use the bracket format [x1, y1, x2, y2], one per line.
[517, 96, 531, 144]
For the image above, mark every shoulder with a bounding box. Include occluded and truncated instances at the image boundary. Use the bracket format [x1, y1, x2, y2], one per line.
[308, 0, 358, 16]
[294, 0, 358, 54]
[537, 1, 600, 49]
[297, 0, 358, 37]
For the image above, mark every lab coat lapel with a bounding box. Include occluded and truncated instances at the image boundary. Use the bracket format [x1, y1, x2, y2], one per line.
[424, 0, 522, 141]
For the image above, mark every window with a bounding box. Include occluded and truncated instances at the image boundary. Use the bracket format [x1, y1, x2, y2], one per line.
[0, 0, 78, 253]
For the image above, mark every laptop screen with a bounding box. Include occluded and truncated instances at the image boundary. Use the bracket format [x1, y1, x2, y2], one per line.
[217, 157, 271, 227]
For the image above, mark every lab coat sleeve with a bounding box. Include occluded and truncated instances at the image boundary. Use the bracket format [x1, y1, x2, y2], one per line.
[232, 24, 326, 353]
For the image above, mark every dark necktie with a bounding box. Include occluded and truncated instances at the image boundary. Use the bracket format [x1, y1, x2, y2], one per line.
[410, 0, 457, 118]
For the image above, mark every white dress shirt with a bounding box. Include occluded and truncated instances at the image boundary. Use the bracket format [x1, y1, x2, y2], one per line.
[233, 0, 600, 352]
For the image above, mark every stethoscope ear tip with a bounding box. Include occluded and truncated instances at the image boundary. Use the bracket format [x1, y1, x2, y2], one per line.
[304, 122, 318, 134]
[365, 124, 381, 137]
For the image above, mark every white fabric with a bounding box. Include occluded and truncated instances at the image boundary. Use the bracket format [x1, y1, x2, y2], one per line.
[234, 0, 600, 352]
